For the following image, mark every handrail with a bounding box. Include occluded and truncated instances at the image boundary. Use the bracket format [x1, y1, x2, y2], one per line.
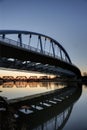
[0, 36, 69, 64]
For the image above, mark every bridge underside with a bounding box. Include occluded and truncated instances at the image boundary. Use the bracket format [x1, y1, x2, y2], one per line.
[0, 57, 75, 77]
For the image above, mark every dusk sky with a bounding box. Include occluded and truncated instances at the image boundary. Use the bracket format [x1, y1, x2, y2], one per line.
[0, 0, 87, 74]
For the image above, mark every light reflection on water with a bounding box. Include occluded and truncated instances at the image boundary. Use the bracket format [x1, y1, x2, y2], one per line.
[0, 82, 65, 99]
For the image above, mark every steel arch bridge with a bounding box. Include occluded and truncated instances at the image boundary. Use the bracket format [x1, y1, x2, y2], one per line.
[0, 30, 81, 77]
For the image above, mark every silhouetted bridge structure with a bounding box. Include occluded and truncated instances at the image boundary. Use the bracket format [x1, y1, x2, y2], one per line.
[0, 30, 81, 77]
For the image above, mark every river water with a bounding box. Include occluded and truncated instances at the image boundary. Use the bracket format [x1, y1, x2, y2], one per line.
[0, 81, 87, 130]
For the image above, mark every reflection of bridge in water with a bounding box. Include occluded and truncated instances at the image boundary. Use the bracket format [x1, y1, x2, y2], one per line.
[0, 30, 81, 77]
[0, 84, 82, 130]
[1, 81, 65, 88]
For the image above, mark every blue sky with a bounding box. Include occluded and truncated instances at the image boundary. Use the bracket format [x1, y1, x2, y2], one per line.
[0, 0, 87, 74]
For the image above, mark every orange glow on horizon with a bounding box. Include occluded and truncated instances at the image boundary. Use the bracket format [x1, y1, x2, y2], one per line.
[0, 68, 55, 78]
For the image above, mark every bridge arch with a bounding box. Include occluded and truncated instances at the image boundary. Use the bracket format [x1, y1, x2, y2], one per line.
[0, 30, 71, 63]
[0, 30, 81, 76]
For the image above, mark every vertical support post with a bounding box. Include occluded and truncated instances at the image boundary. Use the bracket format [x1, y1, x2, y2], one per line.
[65, 55, 67, 62]
[2, 34, 5, 39]
[0, 45, 1, 57]
[29, 34, 31, 46]
[39, 35, 43, 54]
[44, 38, 46, 50]
[63, 111, 65, 121]
[54, 116, 57, 129]
[57, 46, 59, 58]
[60, 49, 62, 60]
[51, 40, 55, 57]
[49, 42, 51, 54]
[18, 34, 22, 47]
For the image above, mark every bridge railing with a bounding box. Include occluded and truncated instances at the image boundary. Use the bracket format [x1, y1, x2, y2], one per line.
[0, 36, 18, 46]
[0, 34, 71, 65]
[0, 36, 62, 60]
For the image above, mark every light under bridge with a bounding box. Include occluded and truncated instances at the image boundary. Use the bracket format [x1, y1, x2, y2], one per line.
[0, 30, 81, 77]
